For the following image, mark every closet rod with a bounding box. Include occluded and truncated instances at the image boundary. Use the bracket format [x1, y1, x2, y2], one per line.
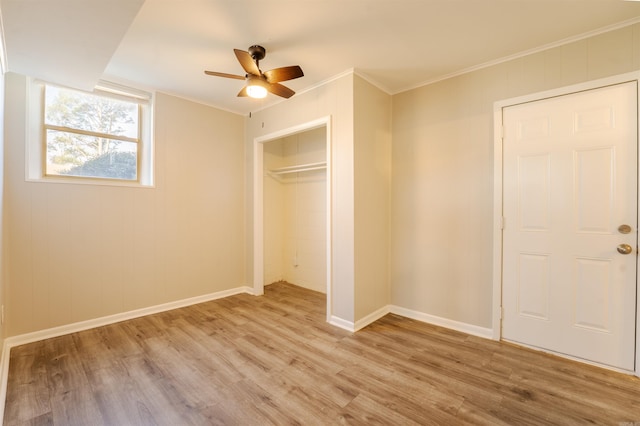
[269, 161, 327, 175]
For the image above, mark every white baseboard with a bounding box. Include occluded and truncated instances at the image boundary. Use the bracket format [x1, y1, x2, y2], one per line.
[4, 285, 254, 349]
[329, 315, 354, 332]
[354, 305, 390, 331]
[329, 306, 390, 332]
[330, 305, 493, 340]
[0, 339, 10, 425]
[0, 284, 254, 425]
[389, 305, 494, 339]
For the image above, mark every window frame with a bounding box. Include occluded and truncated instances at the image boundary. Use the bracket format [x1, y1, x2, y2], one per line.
[27, 79, 154, 187]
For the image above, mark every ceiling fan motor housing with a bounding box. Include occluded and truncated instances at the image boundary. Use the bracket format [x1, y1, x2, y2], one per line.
[248, 45, 266, 61]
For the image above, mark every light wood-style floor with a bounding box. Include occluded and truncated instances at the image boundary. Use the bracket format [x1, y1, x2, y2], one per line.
[4, 282, 640, 425]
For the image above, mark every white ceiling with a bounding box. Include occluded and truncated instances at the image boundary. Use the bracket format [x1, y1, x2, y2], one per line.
[1, 0, 145, 90]
[3, 0, 640, 115]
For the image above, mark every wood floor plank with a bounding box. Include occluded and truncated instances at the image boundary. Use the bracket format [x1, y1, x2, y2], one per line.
[339, 393, 422, 426]
[49, 388, 103, 426]
[42, 337, 90, 400]
[337, 364, 462, 425]
[4, 281, 640, 425]
[3, 383, 50, 425]
[5, 346, 50, 418]
[85, 364, 155, 426]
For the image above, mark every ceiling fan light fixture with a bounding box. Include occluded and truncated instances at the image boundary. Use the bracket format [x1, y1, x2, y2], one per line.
[246, 83, 268, 99]
[246, 75, 268, 99]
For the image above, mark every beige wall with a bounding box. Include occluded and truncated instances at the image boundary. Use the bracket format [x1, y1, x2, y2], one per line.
[263, 128, 327, 293]
[353, 76, 392, 320]
[246, 74, 355, 322]
[4, 22, 638, 339]
[391, 23, 640, 328]
[4, 75, 245, 336]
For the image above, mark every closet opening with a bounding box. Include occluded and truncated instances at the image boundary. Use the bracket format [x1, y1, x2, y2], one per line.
[253, 117, 332, 321]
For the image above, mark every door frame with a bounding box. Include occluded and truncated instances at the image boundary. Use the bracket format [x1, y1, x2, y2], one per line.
[492, 72, 640, 376]
[253, 116, 333, 322]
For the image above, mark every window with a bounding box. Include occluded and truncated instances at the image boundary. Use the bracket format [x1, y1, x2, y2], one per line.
[27, 80, 153, 186]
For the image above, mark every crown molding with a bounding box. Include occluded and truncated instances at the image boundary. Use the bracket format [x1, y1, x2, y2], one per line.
[397, 17, 640, 95]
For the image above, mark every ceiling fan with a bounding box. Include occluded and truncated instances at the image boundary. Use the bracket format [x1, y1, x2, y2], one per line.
[204, 45, 304, 99]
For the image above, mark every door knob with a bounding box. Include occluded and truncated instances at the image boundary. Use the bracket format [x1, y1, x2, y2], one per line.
[618, 224, 632, 234]
[617, 244, 633, 255]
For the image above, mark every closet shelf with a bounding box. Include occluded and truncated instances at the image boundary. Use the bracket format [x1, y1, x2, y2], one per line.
[268, 161, 327, 175]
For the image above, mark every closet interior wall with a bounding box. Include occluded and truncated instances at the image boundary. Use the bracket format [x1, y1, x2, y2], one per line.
[263, 127, 327, 293]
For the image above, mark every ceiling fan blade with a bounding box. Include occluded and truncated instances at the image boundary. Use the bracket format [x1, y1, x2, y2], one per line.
[264, 66, 304, 84]
[234, 49, 260, 75]
[204, 70, 245, 80]
[267, 82, 295, 99]
[237, 87, 249, 97]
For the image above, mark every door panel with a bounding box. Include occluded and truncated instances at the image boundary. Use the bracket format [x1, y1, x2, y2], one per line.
[575, 148, 613, 233]
[502, 81, 637, 370]
[517, 253, 550, 320]
[518, 154, 550, 231]
[574, 257, 611, 332]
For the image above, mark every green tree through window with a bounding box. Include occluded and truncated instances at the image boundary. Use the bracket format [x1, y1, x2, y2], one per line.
[44, 85, 140, 181]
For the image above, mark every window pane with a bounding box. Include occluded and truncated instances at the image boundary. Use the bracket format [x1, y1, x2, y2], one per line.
[45, 86, 139, 138]
[46, 130, 138, 180]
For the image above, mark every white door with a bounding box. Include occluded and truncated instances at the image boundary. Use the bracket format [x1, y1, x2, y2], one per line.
[502, 81, 638, 370]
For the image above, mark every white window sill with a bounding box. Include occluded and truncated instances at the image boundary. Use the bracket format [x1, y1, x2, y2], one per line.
[26, 176, 155, 189]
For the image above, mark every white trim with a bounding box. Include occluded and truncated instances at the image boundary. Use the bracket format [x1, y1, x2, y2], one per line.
[282, 69, 355, 104]
[0, 340, 10, 425]
[353, 69, 392, 95]
[493, 71, 640, 377]
[253, 137, 265, 296]
[389, 305, 494, 340]
[492, 106, 504, 341]
[325, 119, 333, 323]
[4, 285, 254, 349]
[248, 70, 356, 116]
[329, 315, 355, 332]
[354, 305, 390, 331]
[332, 305, 495, 339]
[25, 78, 155, 187]
[95, 80, 152, 103]
[253, 116, 331, 144]
[0, 10, 7, 424]
[0, 4, 7, 74]
[253, 116, 334, 322]
[399, 18, 640, 95]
